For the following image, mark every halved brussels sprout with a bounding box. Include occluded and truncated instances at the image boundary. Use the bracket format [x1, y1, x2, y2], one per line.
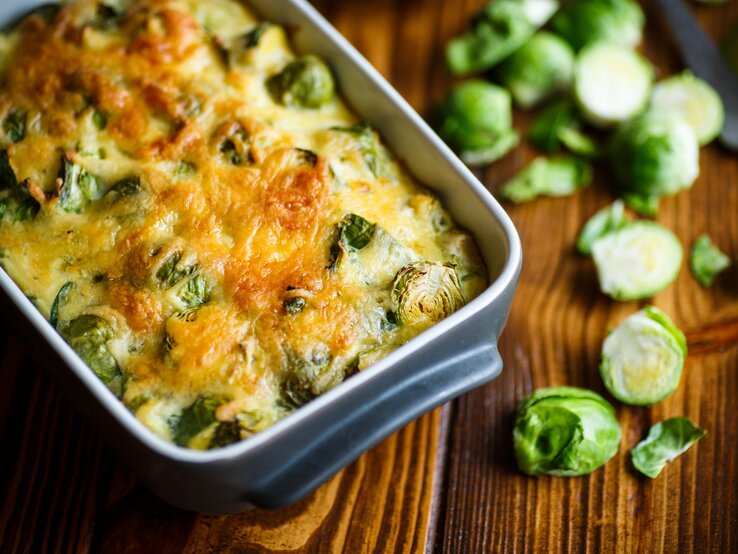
[500, 156, 592, 204]
[63, 314, 123, 397]
[391, 262, 465, 328]
[651, 72, 725, 146]
[551, 0, 645, 50]
[445, 0, 558, 75]
[57, 154, 103, 213]
[170, 396, 228, 447]
[609, 111, 699, 202]
[433, 81, 519, 166]
[513, 386, 622, 476]
[575, 42, 653, 127]
[591, 222, 683, 301]
[175, 274, 212, 308]
[690, 234, 730, 288]
[156, 251, 196, 289]
[497, 31, 575, 109]
[631, 417, 706, 478]
[267, 55, 335, 109]
[576, 200, 631, 255]
[330, 123, 388, 178]
[600, 306, 686, 405]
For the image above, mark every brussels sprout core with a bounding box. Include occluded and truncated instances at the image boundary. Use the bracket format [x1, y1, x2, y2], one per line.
[391, 262, 465, 327]
[599, 306, 686, 405]
[513, 387, 622, 476]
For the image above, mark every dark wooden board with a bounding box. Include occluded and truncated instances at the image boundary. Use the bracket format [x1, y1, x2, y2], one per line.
[1, 1, 738, 552]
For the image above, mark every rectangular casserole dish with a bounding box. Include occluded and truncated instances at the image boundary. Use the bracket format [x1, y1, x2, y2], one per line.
[0, 0, 522, 513]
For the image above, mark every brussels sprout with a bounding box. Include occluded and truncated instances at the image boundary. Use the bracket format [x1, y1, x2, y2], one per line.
[446, 0, 558, 75]
[723, 22, 738, 76]
[600, 306, 686, 405]
[49, 281, 74, 328]
[331, 123, 388, 178]
[267, 55, 335, 109]
[284, 296, 306, 315]
[690, 234, 730, 288]
[156, 251, 196, 289]
[631, 418, 706, 479]
[391, 262, 465, 327]
[499, 156, 592, 204]
[3, 108, 26, 144]
[108, 176, 141, 200]
[591, 222, 683, 301]
[551, 0, 645, 51]
[651, 72, 725, 146]
[169, 396, 228, 447]
[57, 155, 103, 213]
[13, 197, 40, 222]
[242, 23, 271, 49]
[621, 192, 659, 218]
[92, 110, 108, 131]
[497, 32, 575, 109]
[209, 421, 242, 449]
[219, 126, 253, 166]
[433, 81, 519, 166]
[63, 315, 123, 397]
[609, 111, 699, 201]
[278, 349, 353, 410]
[576, 200, 631, 255]
[94, 3, 123, 30]
[513, 387, 622, 476]
[575, 42, 653, 127]
[176, 274, 211, 308]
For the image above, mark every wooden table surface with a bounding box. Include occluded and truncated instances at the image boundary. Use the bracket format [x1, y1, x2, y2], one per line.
[2, 0, 738, 552]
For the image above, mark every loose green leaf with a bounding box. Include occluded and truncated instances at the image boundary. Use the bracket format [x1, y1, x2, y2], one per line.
[513, 386, 622, 476]
[63, 314, 123, 397]
[499, 156, 592, 204]
[49, 281, 74, 328]
[170, 396, 227, 447]
[557, 126, 602, 159]
[528, 101, 577, 152]
[576, 200, 631, 255]
[3, 109, 26, 143]
[690, 234, 730, 287]
[631, 417, 706, 478]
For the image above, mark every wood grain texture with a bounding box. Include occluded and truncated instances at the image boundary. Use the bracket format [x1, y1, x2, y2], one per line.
[438, 2, 738, 553]
[1, 1, 738, 553]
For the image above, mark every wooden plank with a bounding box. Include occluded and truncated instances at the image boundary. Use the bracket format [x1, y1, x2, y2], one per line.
[438, 1, 738, 552]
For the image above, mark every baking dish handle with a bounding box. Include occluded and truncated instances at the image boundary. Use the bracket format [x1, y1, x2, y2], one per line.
[246, 328, 503, 508]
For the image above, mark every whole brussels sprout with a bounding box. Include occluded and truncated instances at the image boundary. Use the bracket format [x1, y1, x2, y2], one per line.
[497, 32, 575, 108]
[609, 111, 699, 200]
[433, 80, 519, 166]
[513, 387, 622, 476]
[391, 262, 465, 328]
[267, 55, 335, 109]
[551, 0, 645, 51]
[600, 306, 687, 405]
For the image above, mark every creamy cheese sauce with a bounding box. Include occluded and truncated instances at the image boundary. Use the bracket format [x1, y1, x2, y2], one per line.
[0, 0, 487, 448]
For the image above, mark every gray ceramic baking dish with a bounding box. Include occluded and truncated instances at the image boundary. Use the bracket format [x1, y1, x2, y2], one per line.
[0, 0, 522, 513]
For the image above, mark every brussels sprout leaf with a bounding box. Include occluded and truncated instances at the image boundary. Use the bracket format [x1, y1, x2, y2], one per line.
[631, 417, 706, 478]
[170, 396, 227, 447]
[338, 213, 376, 252]
[690, 234, 730, 287]
[576, 200, 631, 255]
[49, 281, 74, 328]
[3, 109, 26, 143]
[500, 156, 592, 203]
[64, 314, 123, 396]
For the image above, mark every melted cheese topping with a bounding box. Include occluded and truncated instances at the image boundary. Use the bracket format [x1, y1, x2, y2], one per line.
[0, 0, 487, 448]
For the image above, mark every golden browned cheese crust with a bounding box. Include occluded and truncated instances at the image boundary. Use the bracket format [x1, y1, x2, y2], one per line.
[0, 0, 487, 448]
